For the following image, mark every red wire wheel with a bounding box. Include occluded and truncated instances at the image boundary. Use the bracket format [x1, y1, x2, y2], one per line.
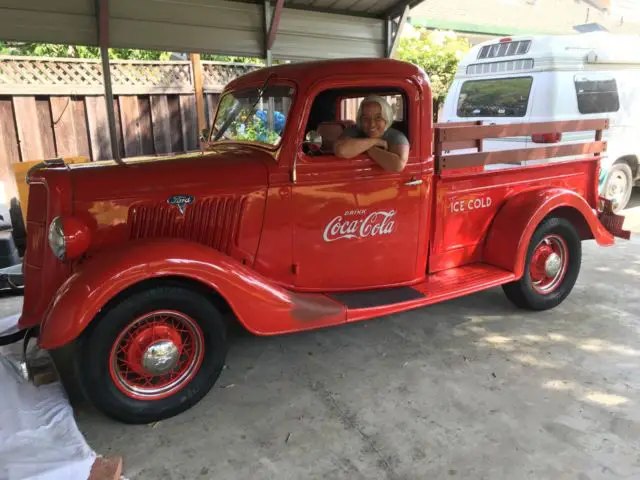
[528, 234, 569, 295]
[502, 217, 582, 311]
[109, 310, 205, 401]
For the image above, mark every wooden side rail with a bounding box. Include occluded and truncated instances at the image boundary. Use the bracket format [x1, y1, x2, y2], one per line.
[434, 118, 609, 173]
[434, 120, 483, 152]
[440, 142, 607, 171]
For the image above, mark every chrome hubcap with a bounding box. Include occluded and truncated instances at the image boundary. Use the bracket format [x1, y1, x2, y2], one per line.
[142, 340, 180, 375]
[544, 253, 562, 277]
[607, 172, 628, 209]
[530, 234, 569, 295]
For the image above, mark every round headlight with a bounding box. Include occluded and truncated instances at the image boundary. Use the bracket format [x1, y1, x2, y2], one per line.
[48, 217, 66, 260]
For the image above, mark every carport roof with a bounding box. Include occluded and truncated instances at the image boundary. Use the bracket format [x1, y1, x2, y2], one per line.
[225, 57, 425, 89]
[0, 1, 422, 60]
[232, 0, 424, 17]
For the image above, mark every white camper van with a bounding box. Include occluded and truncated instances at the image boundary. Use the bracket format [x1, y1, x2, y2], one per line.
[441, 32, 640, 212]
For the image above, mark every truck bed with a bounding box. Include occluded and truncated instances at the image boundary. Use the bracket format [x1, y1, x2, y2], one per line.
[429, 157, 600, 273]
[429, 119, 607, 273]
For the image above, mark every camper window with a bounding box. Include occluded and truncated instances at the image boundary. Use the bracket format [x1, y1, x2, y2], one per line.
[574, 76, 620, 114]
[456, 77, 533, 118]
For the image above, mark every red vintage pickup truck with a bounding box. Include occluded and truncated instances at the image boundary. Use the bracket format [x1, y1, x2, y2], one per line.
[12, 58, 629, 424]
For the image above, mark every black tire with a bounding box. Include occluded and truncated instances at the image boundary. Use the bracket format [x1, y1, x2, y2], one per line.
[9, 198, 26, 257]
[603, 162, 633, 213]
[75, 284, 227, 424]
[0, 328, 25, 346]
[502, 217, 581, 311]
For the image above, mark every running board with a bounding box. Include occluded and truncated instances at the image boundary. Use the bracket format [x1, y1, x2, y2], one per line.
[329, 286, 425, 309]
[340, 263, 516, 322]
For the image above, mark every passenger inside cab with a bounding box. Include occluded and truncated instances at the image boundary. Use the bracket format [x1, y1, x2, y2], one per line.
[334, 95, 409, 172]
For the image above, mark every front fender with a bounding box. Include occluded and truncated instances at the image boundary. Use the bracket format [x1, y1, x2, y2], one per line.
[484, 188, 614, 278]
[39, 239, 346, 349]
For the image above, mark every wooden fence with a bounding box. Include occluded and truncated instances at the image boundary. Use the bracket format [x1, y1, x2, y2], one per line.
[0, 56, 260, 204]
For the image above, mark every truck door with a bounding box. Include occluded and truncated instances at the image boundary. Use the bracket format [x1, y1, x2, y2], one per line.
[290, 82, 429, 291]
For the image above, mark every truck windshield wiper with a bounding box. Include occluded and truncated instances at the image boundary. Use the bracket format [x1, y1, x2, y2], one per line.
[212, 73, 276, 142]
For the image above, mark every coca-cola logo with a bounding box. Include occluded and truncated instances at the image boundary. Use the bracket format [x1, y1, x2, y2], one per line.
[323, 209, 396, 242]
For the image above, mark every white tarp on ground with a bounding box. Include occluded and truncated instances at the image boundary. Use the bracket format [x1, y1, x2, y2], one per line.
[0, 313, 20, 337]
[0, 314, 96, 480]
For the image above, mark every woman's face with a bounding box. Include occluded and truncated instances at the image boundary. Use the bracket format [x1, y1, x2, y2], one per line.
[360, 102, 387, 139]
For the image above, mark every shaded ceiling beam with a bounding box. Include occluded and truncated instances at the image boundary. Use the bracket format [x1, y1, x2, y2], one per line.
[264, 0, 284, 66]
[385, 5, 409, 57]
[283, 4, 379, 18]
[267, 0, 285, 51]
[384, 0, 424, 18]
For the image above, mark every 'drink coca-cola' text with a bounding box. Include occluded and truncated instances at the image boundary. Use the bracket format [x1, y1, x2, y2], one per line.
[323, 210, 396, 242]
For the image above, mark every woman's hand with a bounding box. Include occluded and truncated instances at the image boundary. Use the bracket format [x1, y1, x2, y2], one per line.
[366, 142, 409, 172]
[335, 136, 383, 158]
[375, 139, 388, 150]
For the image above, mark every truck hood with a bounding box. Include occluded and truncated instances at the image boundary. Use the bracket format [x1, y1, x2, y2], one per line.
[67, 144, 273, 201]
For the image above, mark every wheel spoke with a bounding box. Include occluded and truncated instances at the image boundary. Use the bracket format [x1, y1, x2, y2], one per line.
[109, 309, 205, 400]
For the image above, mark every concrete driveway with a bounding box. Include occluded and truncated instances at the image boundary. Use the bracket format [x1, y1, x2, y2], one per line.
[6, 190, 640, 479]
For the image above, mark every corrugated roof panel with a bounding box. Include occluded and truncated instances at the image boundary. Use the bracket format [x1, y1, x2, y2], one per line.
[109, 0, 385, 59]
[0, 0, 96, 46]
[229, 0, 409, 16]
[0, 0, 94, 15]
[109, 0, 263, 56]
[0, 0, 405, 59]
[275, 7, 384, 58]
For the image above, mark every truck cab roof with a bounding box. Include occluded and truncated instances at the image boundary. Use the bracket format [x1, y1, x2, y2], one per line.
[224, 58, 429, 91]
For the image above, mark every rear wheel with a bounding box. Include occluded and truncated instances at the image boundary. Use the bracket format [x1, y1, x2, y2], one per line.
[603, 162, 633, 212]
[502, 217, 581, 311]
[76, 285, 227, 424]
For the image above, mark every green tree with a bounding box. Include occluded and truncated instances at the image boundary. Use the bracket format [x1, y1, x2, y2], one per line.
[394, 29, 471, 121]
[0, 41, 272, 65]
[0, 41, 173, 60]
[200, 54, 264, 65]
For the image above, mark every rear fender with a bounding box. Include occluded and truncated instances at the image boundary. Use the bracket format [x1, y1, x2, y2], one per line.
[38, 239, 345, 349]
[484, 188, 614, 278]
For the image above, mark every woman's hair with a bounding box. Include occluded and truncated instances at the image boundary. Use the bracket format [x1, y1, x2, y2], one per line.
[356, 95, 394, 130]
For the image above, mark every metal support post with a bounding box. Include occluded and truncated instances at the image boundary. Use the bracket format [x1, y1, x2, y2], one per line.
[97, 0, 122, 163]
[385, 5, 410, 58]
[190, 53, 207, 133]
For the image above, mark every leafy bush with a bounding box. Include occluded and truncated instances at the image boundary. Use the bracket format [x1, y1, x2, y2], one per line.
[395, 29, 471, 120]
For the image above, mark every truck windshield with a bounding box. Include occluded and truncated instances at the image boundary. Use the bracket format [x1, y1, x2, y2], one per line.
[457, 77, 533, 117]
[212, 85, 293, 146]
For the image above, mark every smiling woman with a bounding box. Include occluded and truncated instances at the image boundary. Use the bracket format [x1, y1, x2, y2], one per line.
[334, 95, 410, 172]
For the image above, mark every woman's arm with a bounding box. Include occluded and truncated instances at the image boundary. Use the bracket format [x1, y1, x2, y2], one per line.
[367, 143, 409, 172]
[334, 136, 386, 159]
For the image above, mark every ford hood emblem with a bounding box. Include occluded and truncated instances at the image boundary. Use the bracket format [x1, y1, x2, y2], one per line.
[167, 194, 195, 215]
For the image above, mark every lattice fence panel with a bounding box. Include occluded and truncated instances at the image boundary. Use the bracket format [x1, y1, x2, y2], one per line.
[201, 62, 261, 93]
[0, 57, 195, 95]
[109, 61, 193, 94]
[0, 56, 259, 95]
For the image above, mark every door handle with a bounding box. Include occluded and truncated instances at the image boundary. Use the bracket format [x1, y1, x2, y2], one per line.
[404, 179, 423, 186]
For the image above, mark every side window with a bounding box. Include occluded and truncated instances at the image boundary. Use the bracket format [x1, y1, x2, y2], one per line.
[574, 76, 620, 114]
[303, 88, 410, 157]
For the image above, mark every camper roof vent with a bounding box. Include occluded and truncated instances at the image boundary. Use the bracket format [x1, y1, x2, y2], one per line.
[478, 40, 531, 59]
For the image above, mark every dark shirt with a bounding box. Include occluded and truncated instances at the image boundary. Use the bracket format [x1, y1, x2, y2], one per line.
[342, 126, 409, 146]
